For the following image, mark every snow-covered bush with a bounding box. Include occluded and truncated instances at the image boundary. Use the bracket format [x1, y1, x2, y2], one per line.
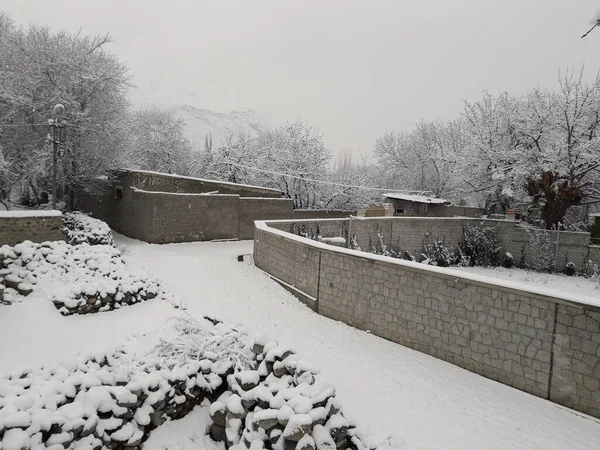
[62, 211, 114, 246]
[527, 227, 556, 272]
[0, 240, 179, 313]
[349, 235, 361, 251]
[421, 236, 455, 267]
[461, 224, 501, 267]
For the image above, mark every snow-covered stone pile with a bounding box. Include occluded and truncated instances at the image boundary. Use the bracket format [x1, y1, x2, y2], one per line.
[0, 317, 395, 450]
[208, 334, 384, 450]
[0, 240, 180, 313]
[0, 317, 250, 450]
[62, 212, 114, 247]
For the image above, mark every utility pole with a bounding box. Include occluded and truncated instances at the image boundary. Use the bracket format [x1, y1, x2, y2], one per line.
[49, 104, 66, 210]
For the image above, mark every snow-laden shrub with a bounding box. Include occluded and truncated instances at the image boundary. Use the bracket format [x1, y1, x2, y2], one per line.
[461, 223, 501, 267]
[421, 236, 455, 267]
[527, 227, 556, 272]
[349, 235, 361, 251]
[370, 227, 395, 257]
[0, 240, 180, 313]
[62, 211, 114, 246]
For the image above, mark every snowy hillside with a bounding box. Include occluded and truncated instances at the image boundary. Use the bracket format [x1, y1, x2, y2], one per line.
[129, 88, 271, 146]
[174, 104, 270, 146]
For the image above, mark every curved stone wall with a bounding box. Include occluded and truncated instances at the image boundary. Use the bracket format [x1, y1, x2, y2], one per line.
[254, 219, 600, 419]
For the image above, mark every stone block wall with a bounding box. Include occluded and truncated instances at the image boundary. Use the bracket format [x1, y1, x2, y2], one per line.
[254, 220, 600, 418]
[253, 228, 320, 300]
[551, 305, 600, 417]
[0, 212, 65, 246]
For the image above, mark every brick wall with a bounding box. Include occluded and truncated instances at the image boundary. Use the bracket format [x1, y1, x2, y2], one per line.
[0, 212, 65, 245]
[254, 220, 600, 418]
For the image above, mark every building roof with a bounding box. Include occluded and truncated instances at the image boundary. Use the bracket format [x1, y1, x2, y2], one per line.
[382, 193, 448, 205]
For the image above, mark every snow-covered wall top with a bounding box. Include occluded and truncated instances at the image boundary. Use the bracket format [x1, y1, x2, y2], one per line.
[120, 168, 282, 195]
[255, 220, 598, 309]
[0, 210, 62, 218]
[0, 210, 65, 246]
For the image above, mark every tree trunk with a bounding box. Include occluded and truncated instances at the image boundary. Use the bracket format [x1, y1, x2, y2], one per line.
[527, 171, 582, 229]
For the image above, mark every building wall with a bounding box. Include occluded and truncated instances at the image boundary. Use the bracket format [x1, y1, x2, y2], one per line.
[253, 220, 600, 418]
[0, 213, 65, 246]
[77, 171, 354, 243]
[147, 192, 240, 243]
[238, 198, 294, 240]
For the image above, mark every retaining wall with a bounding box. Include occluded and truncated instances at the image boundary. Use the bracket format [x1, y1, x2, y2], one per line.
[0, 211, 65, 246]
[254, 219, 600, 418]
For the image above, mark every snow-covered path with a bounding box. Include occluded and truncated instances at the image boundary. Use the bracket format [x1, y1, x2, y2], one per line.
[114, 235, 600, 450]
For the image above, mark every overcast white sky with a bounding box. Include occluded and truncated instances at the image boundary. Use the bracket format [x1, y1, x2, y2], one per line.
[3, 1, 600, 156]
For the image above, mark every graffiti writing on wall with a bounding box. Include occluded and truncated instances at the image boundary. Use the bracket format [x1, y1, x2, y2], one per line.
[136, 174, 188, 192]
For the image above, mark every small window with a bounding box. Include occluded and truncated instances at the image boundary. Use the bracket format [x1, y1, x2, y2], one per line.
[115, 186, 123, 200]
[395, 208, 404, 215]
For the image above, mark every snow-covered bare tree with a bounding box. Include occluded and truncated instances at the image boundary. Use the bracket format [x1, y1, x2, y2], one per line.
[0, 15, 131, 208]
[127, 107, 193, 175]
[462, 70, 600, 228]
[374, 120, 467, 202]
[251, 120, 331, 208]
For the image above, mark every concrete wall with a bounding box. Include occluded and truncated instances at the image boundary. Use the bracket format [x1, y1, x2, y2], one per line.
[0, 212, 65, 246]
[238, 198, 294, 240]
[77, 170, 354, 243]
[254, 220, 600, 418]
[146, 192, 240, 243]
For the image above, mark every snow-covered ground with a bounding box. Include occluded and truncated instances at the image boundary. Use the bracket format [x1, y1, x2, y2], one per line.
[455, 265, 600, 301]
[2, 234, 600, 449]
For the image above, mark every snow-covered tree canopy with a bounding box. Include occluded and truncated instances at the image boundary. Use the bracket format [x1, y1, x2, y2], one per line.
[0, 13, 131, 207]
[375, 68, 600, 229]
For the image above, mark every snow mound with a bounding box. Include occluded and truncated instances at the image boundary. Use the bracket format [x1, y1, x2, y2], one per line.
[62, 211, 114, 246]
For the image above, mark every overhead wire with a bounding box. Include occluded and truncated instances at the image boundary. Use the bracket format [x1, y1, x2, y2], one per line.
[222, 160, 432, 194]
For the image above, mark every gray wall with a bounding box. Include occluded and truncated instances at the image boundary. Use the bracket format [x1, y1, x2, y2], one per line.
[78, 171, 354, 244]
[254, 220, 600, 418]
[0, 214, 65, 246]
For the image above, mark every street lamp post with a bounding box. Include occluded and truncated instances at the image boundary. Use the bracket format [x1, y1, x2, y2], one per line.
[49, 104, 66, 210]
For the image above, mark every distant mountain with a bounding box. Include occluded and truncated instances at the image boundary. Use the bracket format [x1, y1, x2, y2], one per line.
[129, 88, 271, 147]
[172, 104, 270, 146]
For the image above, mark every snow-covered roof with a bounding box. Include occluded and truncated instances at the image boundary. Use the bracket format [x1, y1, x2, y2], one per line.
[0, 210, 62, 218]
[119, 168, 282, 194]
[382, 193, 448, 205]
